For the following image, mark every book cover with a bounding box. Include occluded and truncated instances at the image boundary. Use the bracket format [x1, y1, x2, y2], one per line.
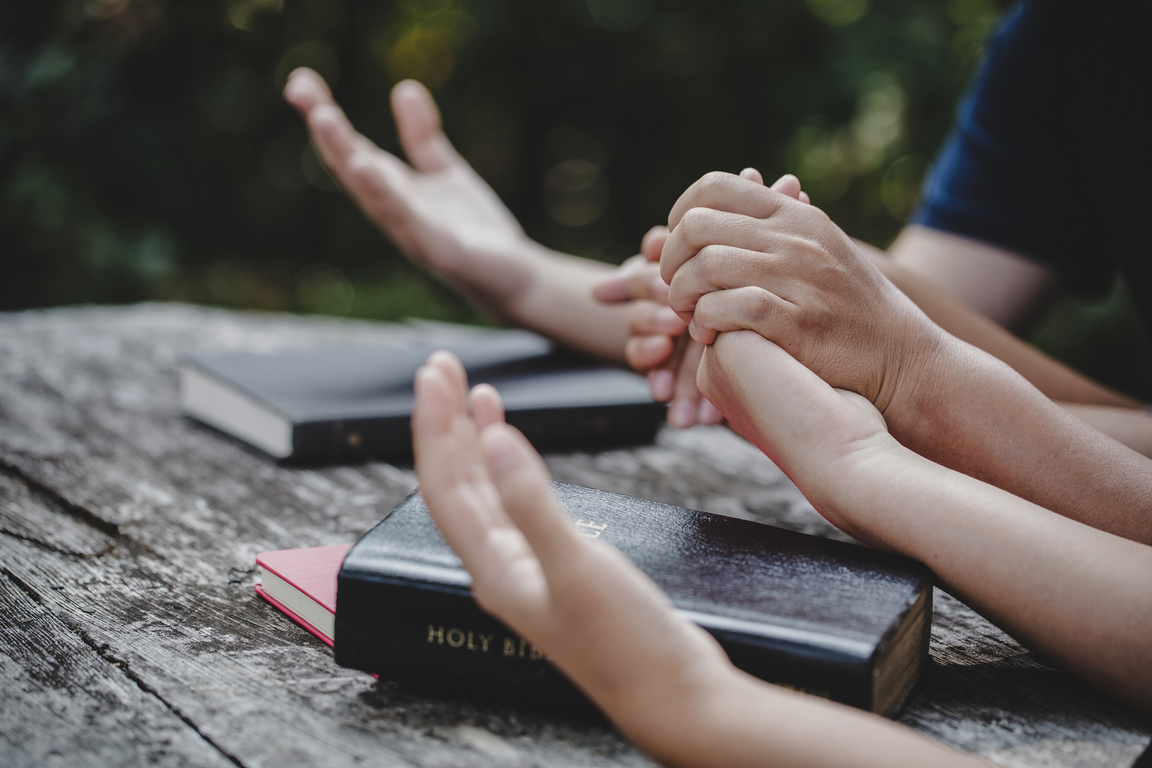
[181, 328, 666, 463]
[333, 484, 934, 717]
[255, 544, 350, 647]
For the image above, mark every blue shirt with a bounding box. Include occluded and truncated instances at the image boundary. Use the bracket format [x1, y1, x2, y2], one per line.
[912, 0, 1152, 323]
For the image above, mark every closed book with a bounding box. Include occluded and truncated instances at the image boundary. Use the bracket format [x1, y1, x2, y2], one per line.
[181, 328, 665, 463]
[333, 483, 933, 717]
[255, 544, 350, 647]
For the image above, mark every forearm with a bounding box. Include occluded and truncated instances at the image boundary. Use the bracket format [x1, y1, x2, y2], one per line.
[1059, 402, 1152, 456]
[859, 240, 1139, 408]
[485, 240, 631, 363]
[887, 336, 1152, 544]
[827, 447, 1152, 713]
[622, 667, 980, 768]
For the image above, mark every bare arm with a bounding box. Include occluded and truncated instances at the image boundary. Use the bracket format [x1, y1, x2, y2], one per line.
[662, 172, 1152, 543]
[283, 69, 631, 361]
[699, 331, 1152, 714]
[870, 226, 1139, 408]
[412, 351, 982, 768]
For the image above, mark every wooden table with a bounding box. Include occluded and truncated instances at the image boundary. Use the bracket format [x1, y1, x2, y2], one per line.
[1, 304, 1148, 767]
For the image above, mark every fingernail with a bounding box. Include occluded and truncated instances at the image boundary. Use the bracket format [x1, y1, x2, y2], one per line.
[649, 370, 674, 401]
[698, 399, 724, 425]
[669, 399, 695, 428]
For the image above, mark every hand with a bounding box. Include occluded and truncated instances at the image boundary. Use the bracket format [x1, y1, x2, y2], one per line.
[592, 227, 723, 427]
[283, 69, 532, 318]
[411, 351, 732, 743]
[592, 171, 810, 428]
[696, 330, 899, 543]
[662, 171, 946, 421]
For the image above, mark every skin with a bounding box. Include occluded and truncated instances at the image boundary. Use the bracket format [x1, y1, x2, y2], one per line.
[661, 172, 1152, 545]
[696, 332, 1152, 714]
[283, 68, 1152, 455]
[412, 344, 1152, 765]
[283, 68, 631, 360]
[288, 67, 1152, 762]
[593, 169, 808, 427]
[412, 351, 985, 768]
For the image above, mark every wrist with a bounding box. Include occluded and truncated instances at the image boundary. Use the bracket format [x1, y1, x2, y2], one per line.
[610, 652, 745, 766]
[439, 234, 540, 325]
[877, 317, 969, 450]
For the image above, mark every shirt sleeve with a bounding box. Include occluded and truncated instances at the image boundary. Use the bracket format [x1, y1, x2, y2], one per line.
[911, 2, 1046, 264]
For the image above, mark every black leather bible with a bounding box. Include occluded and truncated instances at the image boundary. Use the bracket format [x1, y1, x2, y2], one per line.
[334, 483, 933, 717]
[180, 328, 665, 463]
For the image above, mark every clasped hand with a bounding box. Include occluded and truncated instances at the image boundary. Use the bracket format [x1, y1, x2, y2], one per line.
[660, 171, 944, 420]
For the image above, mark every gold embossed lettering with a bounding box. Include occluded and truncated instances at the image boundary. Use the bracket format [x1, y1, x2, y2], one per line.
[446, 628, 466, 648]
[574, 519, 608, 539]
[503, 637, 517, 656]
[427, 625, 444, 645]
[479, 633, 493, 652]
[529, 643, 544, 661]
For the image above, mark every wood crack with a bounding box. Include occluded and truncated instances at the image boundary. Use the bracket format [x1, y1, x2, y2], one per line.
[0, 458, 122, 539]
[0, 526, 114, 557]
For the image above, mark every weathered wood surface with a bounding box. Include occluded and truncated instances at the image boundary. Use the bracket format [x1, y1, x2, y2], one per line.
[0, 303, 1147, 768]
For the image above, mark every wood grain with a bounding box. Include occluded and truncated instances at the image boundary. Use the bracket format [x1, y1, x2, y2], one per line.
[0, 304, 1147, 767]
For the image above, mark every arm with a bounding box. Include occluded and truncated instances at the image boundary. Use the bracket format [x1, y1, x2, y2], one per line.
[591, 171, 807, 428]
[283, 69, 630, 361]
[871, 226, 1140, 409]
[411, 351, 981, 768]
[661, 172, 1152, 544]
[698, 330, 1152, 713]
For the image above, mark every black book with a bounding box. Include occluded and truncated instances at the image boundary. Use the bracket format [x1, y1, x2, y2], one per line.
[180, 328, 665, 463]
[335, 484, 933, 717]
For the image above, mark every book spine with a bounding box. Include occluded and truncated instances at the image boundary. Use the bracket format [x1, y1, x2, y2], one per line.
[289, 403, 666, 464]
[334, 575, 593, 713]
[334, 572, 875, 712]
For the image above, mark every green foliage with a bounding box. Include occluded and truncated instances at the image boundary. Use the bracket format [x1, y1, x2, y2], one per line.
[0, 0, 1004, 321]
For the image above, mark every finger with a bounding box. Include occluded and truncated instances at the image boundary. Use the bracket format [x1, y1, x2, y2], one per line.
[698, 398, 725, 426]
[426, 350, 469, 401]
[283, 67, 333, 113]
[593, 258, 669, 304]
[481, 423, 584, 568]
[391, 79, 466, 173]
[697, 331, 868, 467]
[799, 191, 811, 205]
[664, 241, 795, 322]
[667, 171, 791, 233]
[648, 368, 675, 402]
[640, 225, 670, 263]
[345, 152, 424, 253]
[689, 287, 795, 347]
[666, 339, 706, 428]
[661, 205, 799, 286]
[739, 167, 765, 185]
[592, 255, 641, 303]
[624, 334, 674, 372]
[469, 383, 505, 430]
[412, 362, 500, 549]
[626, 301, 685, 337]
[286, 68, 379, 186]
[770, 173, 802, 200]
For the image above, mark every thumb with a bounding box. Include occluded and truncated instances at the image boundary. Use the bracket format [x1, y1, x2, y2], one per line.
[391, 79, 465, 172]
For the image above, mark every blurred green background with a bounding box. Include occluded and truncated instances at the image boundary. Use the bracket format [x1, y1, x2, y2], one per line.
[7, 0, 1147, 395]
[0, 0, 1003, 318]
